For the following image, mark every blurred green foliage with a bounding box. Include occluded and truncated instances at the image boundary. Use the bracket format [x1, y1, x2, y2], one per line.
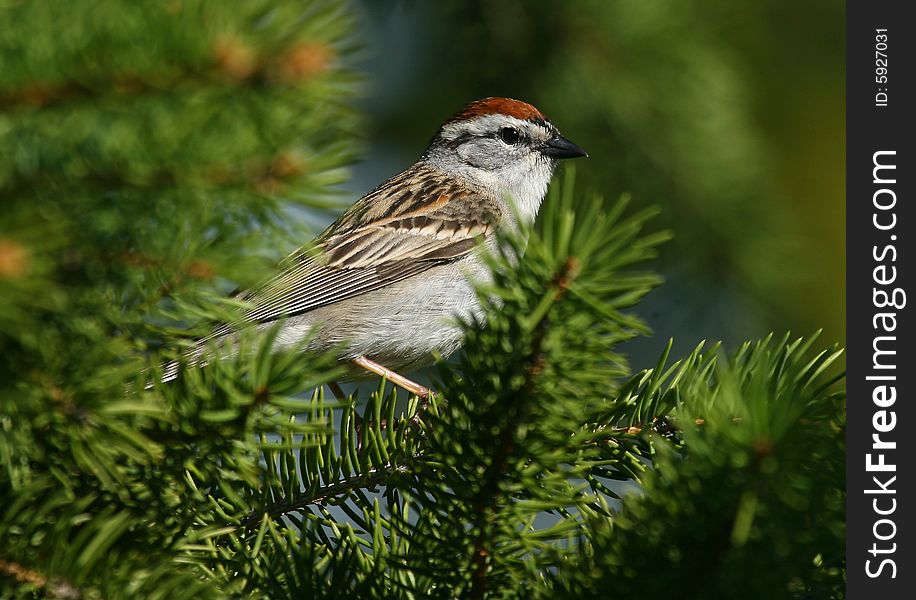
[1, 1, 361, 596]
[0, 1, 845, 598]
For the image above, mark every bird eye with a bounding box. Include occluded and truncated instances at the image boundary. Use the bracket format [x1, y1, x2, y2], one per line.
[498, 127, 522, 145]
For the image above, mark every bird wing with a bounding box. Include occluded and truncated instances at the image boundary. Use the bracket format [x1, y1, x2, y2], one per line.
[212, 164, 502, 336]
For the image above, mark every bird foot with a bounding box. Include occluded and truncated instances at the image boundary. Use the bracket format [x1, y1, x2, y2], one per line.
[351, 355, 432, 399]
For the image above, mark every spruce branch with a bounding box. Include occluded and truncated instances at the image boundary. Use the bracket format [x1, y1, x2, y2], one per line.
[468, 254, 579, 600]
[239, 461, 413, 529]
[1, 4, 847, 595]
[549, 333, 846, 599]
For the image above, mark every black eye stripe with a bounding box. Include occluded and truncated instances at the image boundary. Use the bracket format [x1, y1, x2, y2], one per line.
[444, 132, 476, 149]
[442, 126, 528, 149]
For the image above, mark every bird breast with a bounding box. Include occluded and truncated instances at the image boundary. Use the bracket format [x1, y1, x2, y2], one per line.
[271, 256, 489, 372]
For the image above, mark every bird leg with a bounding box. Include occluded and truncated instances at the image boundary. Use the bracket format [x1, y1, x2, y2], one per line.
[346, 356, 432, 452]
[351, 355, 431, 400]
[327, 381, 349, 402]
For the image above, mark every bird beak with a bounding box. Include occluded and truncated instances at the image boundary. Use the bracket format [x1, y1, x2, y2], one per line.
[539, 134, 588, 159]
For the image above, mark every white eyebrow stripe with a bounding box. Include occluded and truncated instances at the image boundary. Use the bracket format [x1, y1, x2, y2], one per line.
[440, 114, 543, 141]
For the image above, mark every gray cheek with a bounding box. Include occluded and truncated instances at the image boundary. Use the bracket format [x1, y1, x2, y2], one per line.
[458, 140, 509, 170]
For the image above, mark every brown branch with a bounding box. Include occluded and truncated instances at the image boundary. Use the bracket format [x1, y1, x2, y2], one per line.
[241, 385, 438, 526]
[239, 462, 411, 529]
[237, 386, 437, 529]
[602, 417, 717, 437]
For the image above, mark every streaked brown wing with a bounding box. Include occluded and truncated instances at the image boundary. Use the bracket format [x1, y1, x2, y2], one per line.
[223, 164, 501, 329]
[240, 223, 482, 325]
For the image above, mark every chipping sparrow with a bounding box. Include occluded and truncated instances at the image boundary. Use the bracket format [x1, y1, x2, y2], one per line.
[164, 97, 586, 396]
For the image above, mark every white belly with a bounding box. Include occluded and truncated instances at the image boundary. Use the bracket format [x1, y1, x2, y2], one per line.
[268, 258, 487, 371]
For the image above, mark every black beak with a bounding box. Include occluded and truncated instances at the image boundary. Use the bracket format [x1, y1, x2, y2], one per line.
[539, 134, 588, 159]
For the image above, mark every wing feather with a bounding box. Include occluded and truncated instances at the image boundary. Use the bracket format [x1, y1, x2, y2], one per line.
[207, 163, 501, 339]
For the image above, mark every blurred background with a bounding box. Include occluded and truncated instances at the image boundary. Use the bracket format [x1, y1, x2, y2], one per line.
[343, 0, 845, 365]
